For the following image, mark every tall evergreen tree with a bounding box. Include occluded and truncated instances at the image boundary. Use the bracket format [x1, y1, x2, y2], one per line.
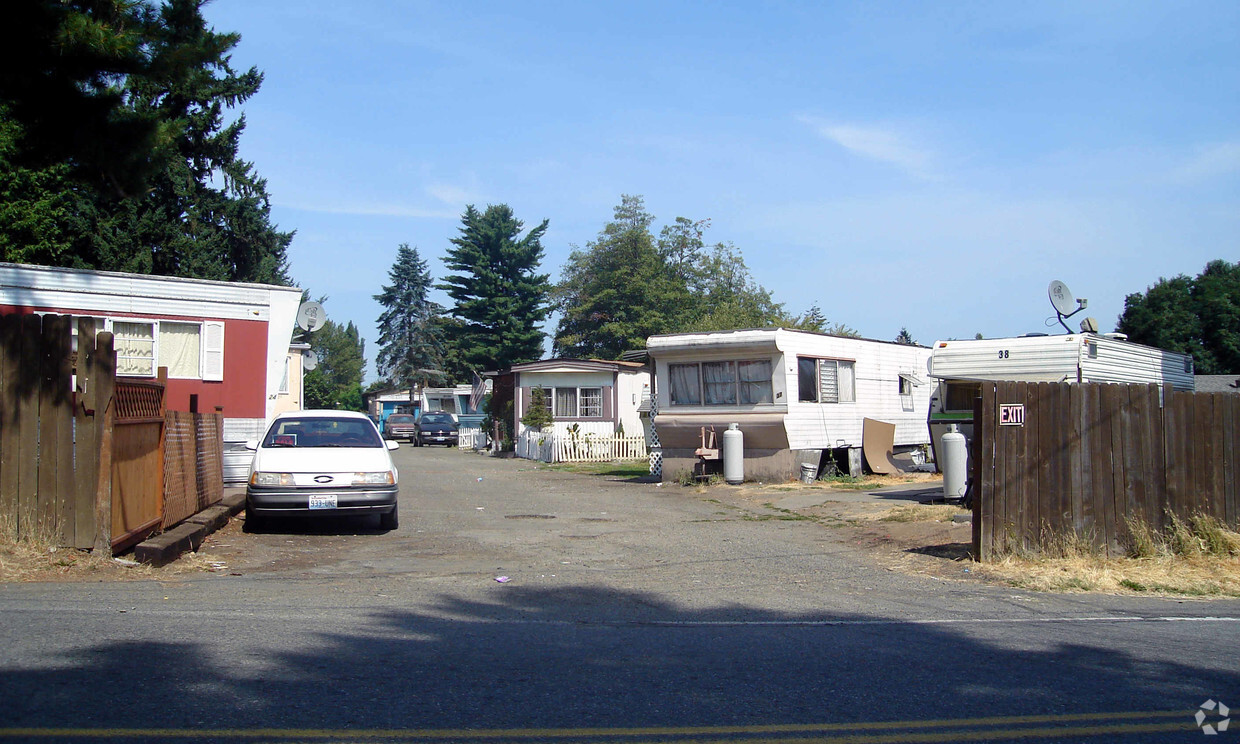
[91, 0, 290, 284]
[0, 0, 291, 285]
[439, 204, 552, 371]
[374, 243, 445, 389]
[0, 0, 172, 198]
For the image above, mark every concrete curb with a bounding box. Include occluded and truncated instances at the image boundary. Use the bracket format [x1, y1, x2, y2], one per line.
[133, 489, 246, 568]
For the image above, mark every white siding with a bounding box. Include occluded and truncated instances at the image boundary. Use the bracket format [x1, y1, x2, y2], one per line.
[928, 334, 1195, 391]
[521, 371, 612, 389]
[776, 330, 932, 449]
[1080, 336, 1195, 390]
[928, 335, 1083, 382]
[613, 370, 650, 436]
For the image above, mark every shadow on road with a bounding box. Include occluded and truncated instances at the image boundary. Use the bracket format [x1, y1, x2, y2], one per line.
[2, 584, 1233, 739]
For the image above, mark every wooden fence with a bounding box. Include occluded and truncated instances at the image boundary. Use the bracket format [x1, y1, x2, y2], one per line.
[974, 381, 1240, 560]
[0, 315, 112, 550]
[163, 411, 223, 528]
[0, 313, 224, 553]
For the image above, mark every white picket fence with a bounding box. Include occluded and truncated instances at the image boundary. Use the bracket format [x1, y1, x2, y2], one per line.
[515, 427, 647, 464]
[458, 427, 488, 450]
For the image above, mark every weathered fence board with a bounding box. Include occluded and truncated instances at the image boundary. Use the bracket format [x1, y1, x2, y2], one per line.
[975, 381, 1240, 560]
[1, 314, 111, 547]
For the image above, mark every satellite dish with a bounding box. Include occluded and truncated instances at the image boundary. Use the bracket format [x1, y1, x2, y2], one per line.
[302, 350, 318, 371]
[1079, 317, 1099, 334]
[296, 301, 326, 332]
[1048, 280, 1076, 316]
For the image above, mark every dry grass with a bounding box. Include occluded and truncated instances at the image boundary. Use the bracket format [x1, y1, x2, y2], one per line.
[979, 514, 1240, 597]
[0, 517, 219, 583]
[875, 504, 965, 523]
[979, 553, 1240, 596]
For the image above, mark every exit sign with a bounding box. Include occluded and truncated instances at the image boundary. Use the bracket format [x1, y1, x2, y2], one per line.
[999, 404, 1025, 426]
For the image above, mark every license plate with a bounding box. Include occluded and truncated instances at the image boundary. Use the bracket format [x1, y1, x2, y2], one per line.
[309, 494, 337, 510]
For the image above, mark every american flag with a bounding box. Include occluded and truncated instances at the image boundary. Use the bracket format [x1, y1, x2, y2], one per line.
[469, 371, 486, 413]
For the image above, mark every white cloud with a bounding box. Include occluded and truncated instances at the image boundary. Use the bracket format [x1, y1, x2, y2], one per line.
[425, 182, 479, 207]
[800, 116, 935, 178]
[1172, 141, 1240, 184]
[277, 201, 457, 219]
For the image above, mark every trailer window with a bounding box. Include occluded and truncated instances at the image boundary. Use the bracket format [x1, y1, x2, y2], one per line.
[945, 382, 981, 412]
[669, 360, 773, 406]
[798, 357, 855, 404]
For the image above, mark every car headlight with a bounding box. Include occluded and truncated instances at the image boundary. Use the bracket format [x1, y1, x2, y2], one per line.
[251, 472, 294, 486]
[353, 471, 395, 485]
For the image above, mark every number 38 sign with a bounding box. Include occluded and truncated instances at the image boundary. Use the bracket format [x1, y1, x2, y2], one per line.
[999, 404, 1025, 426]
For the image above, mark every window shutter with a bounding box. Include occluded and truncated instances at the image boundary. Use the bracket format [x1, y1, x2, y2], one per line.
[819, 360, 839, 403]
[203, 321, 225, 381]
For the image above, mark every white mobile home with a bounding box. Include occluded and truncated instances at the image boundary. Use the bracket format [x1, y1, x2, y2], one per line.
[647, 328, 933, 481]
[926, 332, 1195, 463]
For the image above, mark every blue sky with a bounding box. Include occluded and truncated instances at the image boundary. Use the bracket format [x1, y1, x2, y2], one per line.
[202, 1, 1239, 382]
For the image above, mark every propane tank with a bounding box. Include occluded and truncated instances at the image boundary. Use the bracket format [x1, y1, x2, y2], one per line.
[722, 423, 744, 485]
[941, 424, 968, 500]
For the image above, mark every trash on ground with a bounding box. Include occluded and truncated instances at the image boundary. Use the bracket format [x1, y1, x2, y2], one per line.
[495, 576, 511, 583]
[112, 557, 139, 567]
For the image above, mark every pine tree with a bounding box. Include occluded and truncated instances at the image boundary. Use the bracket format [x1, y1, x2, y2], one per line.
[0, 0, 291, 284]
[439, 204, 552, 371]
[374, 243, 445, 389]
[92, 0, 291, 284]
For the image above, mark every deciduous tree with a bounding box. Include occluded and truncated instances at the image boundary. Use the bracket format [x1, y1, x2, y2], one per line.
[1118, 260, 1240, 374]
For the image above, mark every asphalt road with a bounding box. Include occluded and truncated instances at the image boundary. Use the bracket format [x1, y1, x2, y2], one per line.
[1, 445, 1237, 743]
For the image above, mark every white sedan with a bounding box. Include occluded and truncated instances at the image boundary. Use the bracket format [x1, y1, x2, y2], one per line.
[245, 410, 400, 530]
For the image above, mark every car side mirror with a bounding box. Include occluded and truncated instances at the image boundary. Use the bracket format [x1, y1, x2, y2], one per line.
[245, 440, 258, 451]
[386, 440, 400, 450]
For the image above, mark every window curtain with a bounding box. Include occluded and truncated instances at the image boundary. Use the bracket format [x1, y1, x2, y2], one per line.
[159, 322, 201, 378]
[738, 360, 773, 404]
[555, 387, 577, 418]
[702, 361, 736, 405]
[669, 364, 701, 405]
[837, 361, 856, 403]
[114, 321, 155, 376]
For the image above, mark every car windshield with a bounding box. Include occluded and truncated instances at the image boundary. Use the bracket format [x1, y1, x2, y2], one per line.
[262, 417, 383, 448]
[420, 414, 453, 425]
[387, 415, 414, 424]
